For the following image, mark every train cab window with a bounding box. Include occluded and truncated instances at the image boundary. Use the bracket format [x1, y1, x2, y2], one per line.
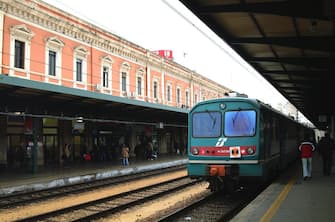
[192, 111, 221, 137]
[224, 110, 256, 137]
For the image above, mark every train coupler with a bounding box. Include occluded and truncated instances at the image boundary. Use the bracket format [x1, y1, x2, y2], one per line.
[209, 165, 226, 176]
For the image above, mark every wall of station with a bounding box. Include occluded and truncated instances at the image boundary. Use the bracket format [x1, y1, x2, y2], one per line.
[0, 0, 230, 169]
[0, 115, 187, 169]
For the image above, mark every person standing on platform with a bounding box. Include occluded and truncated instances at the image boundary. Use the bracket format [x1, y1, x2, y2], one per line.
[121, 144, 129, 166]
[146, 139, 154, 160]
[62, 143, 71, 166]
[317, 132, 335, 176]
[298, 134, 316, 180]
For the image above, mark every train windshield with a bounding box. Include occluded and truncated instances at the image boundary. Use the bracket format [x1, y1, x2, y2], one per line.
[192, 111, 221, 137]
[224, 110, 256, 137]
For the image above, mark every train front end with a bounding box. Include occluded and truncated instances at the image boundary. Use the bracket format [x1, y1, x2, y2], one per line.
[187, 98, 260, 191]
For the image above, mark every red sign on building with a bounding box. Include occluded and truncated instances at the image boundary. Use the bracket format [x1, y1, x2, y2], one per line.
[154, 50, 173, 60]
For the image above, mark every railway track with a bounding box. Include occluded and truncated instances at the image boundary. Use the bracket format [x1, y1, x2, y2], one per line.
[157, 181, 268, 222]
[0, 165, 185, 209]
[15, 176, 201, 222]
[1, 165, 274, 222]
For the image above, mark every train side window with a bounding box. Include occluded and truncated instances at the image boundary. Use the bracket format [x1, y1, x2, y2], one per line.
[224, 110, 256, 137]
[192, 111, 221, 138]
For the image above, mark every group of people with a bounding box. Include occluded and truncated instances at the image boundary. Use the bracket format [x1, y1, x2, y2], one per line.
[134, 139, 157, 161]
[61, 140, 157, 167]
[122, 139, 157, 166]
[298, 132, 334, 180]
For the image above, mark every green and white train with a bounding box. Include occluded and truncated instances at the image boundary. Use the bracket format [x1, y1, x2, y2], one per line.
[188, 97, 314, 192]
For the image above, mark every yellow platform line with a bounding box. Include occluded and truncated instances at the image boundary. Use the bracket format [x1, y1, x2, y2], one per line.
[259, 175, 297, 222]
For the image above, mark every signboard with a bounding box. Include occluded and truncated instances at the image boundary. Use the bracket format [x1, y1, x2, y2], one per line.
[153, 50, 173, 59]
[73, 122, 85, 130]
[156, 122, 164, 129]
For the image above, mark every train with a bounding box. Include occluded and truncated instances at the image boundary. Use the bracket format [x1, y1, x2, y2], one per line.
[187, 96, 315, 192]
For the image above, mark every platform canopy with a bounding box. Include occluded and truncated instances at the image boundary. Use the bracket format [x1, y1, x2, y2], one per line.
[0, 74, 187, 127]
[180, 0, 335, 129]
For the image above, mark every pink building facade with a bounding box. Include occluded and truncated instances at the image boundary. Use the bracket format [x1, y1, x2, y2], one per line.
[0, 0, 229, 109]
[0, 0, 231, 168]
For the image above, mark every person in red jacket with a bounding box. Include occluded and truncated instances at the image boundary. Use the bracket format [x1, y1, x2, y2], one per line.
[298, 134, 316, 180]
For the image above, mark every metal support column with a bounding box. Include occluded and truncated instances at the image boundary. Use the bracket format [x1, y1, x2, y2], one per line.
[32, 117, 39, 174]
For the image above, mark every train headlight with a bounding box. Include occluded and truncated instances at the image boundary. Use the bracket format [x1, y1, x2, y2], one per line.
[247, 147, 254, 155]
[192, 147, 199, 155]
[220, 103, 226, 109]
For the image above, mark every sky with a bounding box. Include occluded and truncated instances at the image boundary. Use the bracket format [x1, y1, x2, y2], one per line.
[41, 0, 309, 121]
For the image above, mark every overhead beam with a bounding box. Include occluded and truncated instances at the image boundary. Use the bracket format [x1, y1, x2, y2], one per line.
[230, 36, 335, 52]
[261, 70, 331, 76]
[195, 1, 331, 21]
[274, 79, 327, 84]
[248, 57, 335, 68]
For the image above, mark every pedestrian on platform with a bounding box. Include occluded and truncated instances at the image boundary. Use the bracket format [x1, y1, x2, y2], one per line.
[298, 134, 316, 180]
[121, 144, 129, 166]
[146, 139, 154, 160]
[134, 142, 144, 161]
[62, 143, 71, 166]
[317, 132, 335, 176]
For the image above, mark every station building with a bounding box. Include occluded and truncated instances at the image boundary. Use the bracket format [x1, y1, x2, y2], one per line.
[0, 0, 230, 171]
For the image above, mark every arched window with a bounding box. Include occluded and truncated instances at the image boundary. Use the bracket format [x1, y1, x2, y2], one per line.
[73, 46, 89, 84]
[185, 90, 190, 107]
[9, 24, 34, 77]
[120, 62, 130, 95]
[153, 81, 158, 99]
[176, 87, 181, 105]
[45, 36, 64, 82]
[136, 68, 144, 96]
[101, 55, 113, 89]
[194, 93, 198, 104]
[166, 84, 172, 102]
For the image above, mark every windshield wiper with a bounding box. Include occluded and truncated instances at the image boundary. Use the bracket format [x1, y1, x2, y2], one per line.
[232, 108, 242, 126]
[206, 110, 217, 129]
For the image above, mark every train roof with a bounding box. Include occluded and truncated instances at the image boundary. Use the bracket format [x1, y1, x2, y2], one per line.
[192, 97, 313, 129]
[192, 97, 261, 109]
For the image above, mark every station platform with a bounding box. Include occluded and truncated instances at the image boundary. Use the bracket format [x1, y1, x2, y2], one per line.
[0, 155, 187, 197]
[2, 153, 334, 222]
[231, 152, 335, 222]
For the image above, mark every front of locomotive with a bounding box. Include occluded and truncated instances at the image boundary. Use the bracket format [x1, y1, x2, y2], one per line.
[187, 97, 261, 191]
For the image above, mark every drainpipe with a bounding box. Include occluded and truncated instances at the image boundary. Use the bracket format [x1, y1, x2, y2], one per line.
[90, 40, 93, 91]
